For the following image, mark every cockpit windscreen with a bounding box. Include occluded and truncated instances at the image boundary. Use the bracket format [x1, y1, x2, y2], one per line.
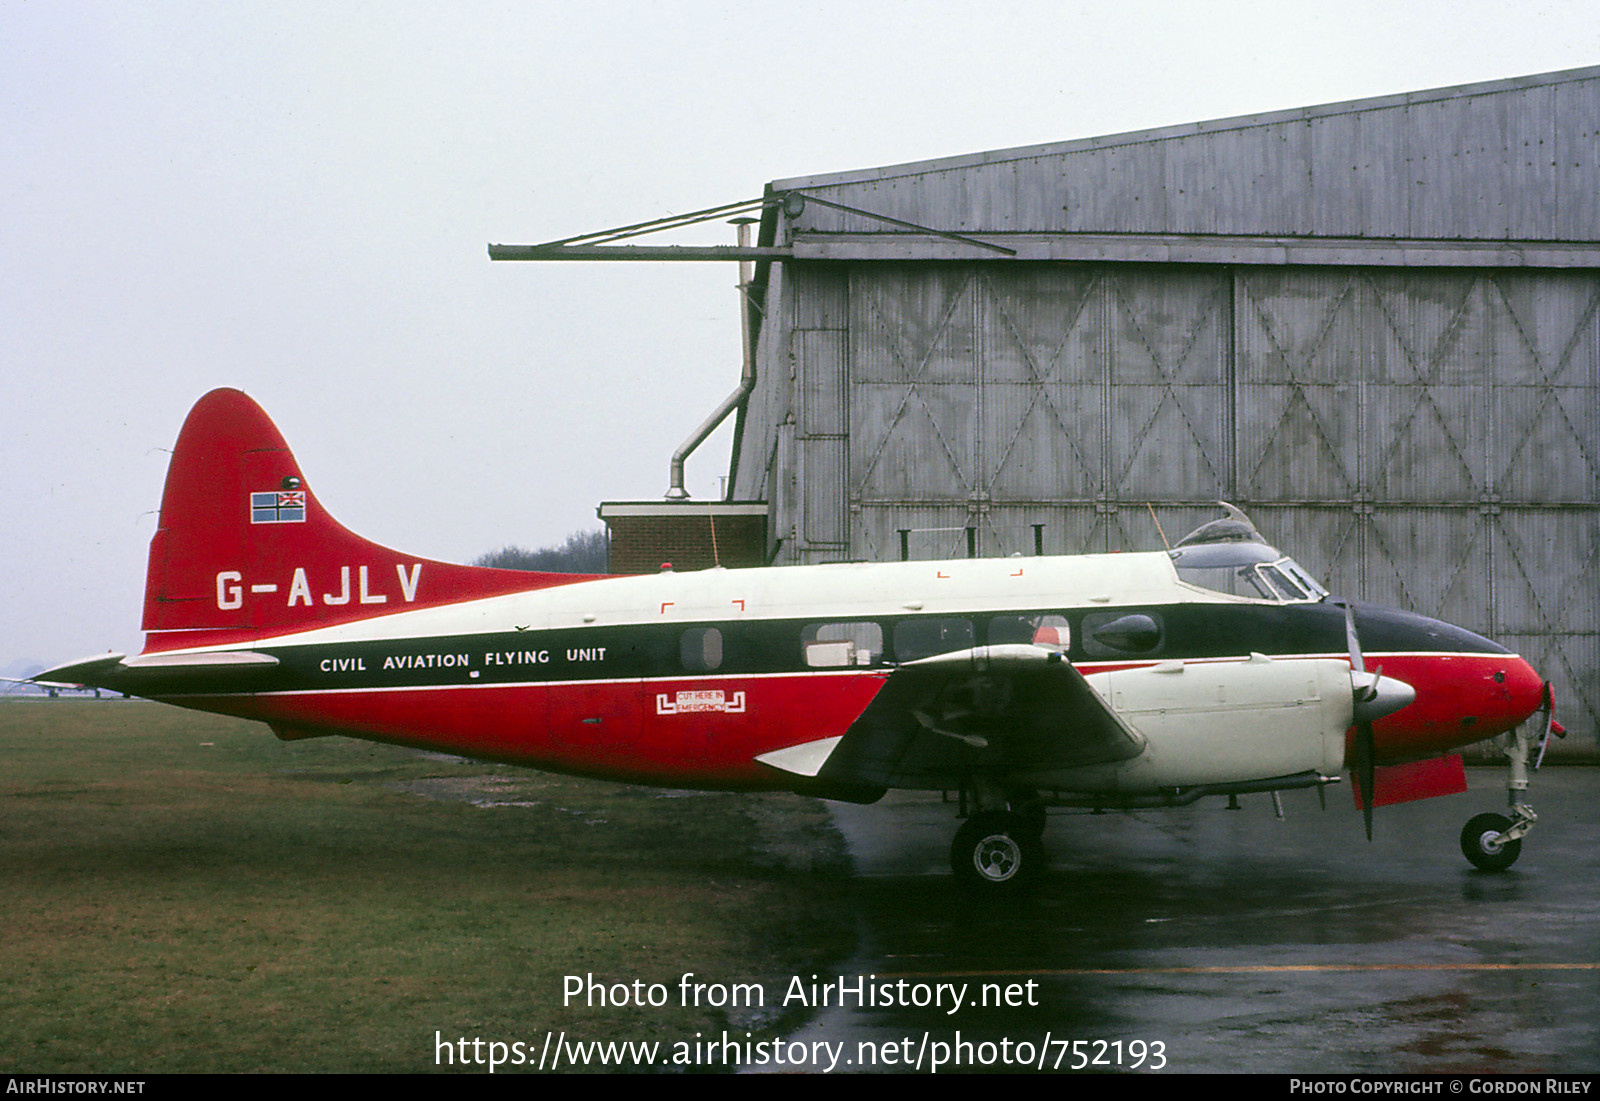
[1169, 542, 1328, 603]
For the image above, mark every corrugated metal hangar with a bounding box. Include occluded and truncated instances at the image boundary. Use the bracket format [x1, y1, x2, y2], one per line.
[505, 66, 1600, 754]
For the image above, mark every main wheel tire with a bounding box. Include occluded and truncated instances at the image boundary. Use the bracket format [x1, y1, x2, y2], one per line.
[1460, 812, 1521, 872]
[951, 811, 1043, 889]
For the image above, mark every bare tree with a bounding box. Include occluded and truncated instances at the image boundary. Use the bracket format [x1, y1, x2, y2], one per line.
[473, 529, 609, 573]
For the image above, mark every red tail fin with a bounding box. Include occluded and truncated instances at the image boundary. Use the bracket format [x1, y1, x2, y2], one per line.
[142, 389, 600, 652]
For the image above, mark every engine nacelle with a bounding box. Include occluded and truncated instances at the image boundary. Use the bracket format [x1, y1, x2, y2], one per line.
[1033, 656, 1351, 793]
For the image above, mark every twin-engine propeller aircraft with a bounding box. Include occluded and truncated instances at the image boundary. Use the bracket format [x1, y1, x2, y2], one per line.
[41, 390, 1560, 887]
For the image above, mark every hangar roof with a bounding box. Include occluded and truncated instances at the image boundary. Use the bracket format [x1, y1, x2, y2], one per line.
[769, 66, 1600, 267]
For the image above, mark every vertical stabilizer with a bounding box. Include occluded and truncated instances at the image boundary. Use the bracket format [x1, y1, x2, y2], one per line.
[141, 389, 599, 651]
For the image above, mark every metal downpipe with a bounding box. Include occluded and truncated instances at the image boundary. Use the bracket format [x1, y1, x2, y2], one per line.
[666, 218, 758, 500]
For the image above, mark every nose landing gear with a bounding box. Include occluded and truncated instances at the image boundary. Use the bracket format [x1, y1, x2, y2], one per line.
[1460, 682, 1558, 872]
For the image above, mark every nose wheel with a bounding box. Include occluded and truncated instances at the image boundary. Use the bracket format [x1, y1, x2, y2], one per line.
[1460, 812, 1523, 872]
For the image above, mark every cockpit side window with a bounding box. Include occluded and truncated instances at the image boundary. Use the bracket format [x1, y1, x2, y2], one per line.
[1169, 543, 1324, 603]
[1279, 559, 1329, 599]
[1257, 564, 1308, 600]
[1179, 563, 1277, 600]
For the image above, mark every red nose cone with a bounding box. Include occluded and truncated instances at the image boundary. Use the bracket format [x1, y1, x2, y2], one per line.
[1369, 654, 1546, 761]
[1495, 657, 1547, 733]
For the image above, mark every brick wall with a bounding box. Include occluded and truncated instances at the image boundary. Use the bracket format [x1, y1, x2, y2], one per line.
[600, 509, 767, 574]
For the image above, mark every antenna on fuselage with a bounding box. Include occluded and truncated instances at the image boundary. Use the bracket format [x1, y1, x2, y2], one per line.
[1147, 503, 1171, 550]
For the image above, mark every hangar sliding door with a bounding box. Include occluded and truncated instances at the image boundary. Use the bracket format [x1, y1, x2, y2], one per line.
[785, 261, 1599, 744]
[836, 264, 1234, 560]
[1236, 267, 1599, 746]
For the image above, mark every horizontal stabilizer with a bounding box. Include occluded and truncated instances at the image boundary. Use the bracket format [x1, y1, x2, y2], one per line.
[34, 653, 129, 686]
[122, 651, 279, 671]
[35, 650, 279, 695]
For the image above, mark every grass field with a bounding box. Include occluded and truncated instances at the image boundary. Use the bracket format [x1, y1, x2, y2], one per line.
[0, 700, 856, 1073]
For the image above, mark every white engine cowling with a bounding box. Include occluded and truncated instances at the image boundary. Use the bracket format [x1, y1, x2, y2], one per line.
[1034, 655, 1351, 793]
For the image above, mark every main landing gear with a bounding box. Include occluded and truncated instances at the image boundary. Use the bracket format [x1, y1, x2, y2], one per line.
[950, 785, 1048, 889]
[1460, 682, 1558, 872]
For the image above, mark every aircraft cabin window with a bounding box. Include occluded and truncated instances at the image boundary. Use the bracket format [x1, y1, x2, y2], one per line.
[802, 621, 883, 668]
[989, 613, 1070, 651]
[893, 617, 975, 663]
[1081, 612, 1163, 657]
[680, 627, 724, 673]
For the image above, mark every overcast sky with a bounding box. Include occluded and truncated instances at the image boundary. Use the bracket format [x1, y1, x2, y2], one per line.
[4, 0, 1598, 671]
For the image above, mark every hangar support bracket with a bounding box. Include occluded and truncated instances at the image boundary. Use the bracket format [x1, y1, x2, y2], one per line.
[489, 193, 1014, 498]
[487, 191, 1015, 260]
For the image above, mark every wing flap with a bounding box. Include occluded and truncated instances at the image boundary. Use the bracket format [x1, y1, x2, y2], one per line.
[755, 736, 843, 778]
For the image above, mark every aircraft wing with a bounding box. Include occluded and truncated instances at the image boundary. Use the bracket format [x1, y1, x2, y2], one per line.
[759, 645, 1146, 791]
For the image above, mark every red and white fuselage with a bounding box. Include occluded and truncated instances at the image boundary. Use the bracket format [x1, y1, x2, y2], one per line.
[47, 389, 1546, 817]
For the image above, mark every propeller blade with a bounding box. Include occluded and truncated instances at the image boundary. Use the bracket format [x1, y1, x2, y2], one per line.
[1340, 599, 1365, 675]
[1356, 662, 1380, 703]
[1354, 721, 1376, 842]
[1338, 599, 1402, 842]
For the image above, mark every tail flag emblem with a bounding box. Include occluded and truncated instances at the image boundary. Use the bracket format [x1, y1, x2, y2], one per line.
[250, 491, 307, 524]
